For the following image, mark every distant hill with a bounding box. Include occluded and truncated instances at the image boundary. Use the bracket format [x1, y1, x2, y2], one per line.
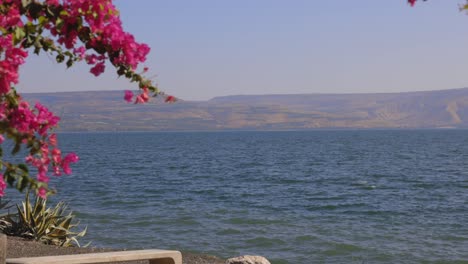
[22, 88, 468, 131]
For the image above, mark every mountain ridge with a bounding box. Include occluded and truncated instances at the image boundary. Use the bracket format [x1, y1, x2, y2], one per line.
[22, 87, 468, 131]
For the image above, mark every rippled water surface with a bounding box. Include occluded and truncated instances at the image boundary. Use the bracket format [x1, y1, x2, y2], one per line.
[16, 131, 468, 263]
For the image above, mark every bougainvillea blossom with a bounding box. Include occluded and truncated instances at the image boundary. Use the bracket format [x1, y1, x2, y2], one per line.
[0, 175, 6, 196]
[0, 0, 175, 198]
[124, 90, 134, 103]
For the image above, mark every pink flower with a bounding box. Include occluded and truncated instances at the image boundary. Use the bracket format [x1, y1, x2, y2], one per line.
[124, 90, 133, 103]
[0, 174, 6, 197]
[135, 95, 145, 104]
[53, 166, 61, 176]
[64, 152, 79, 163]
[408, 0, 416, 6]
[61, 152, 79, 175]
[74, 46, 86, 59]
[51, 148, 62, 164]
[85, 54, 98, 64]
[135, 88, 149, 104]
[37, 167, 50, 183]
[90, 62, 105, 76]
[0, 135, 4, 144]
[37, 187, 47, 199]
[0, 77, 10, 94]
[25, 155, 34, 164]
[62, 164, 72, 175]
[165, 95, 176, 103]
[49, 133, 57, 147]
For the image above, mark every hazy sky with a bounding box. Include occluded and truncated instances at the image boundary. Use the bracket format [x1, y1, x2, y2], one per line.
[17, 0, 468, 100]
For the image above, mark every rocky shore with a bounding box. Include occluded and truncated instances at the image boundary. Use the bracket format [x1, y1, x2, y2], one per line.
[5, 236, 225, 264]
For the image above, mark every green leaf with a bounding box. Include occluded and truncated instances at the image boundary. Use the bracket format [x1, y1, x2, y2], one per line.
[14, 27, 26, 43]
[25, 34, 34, 47]
[16, 176, 29, 192]
[78, 26, 91, 42]
[34, 38, 43, 49]
[25, 22, 37, 34]
[5, 171, 15, 187]
[46, 6, 58, 18]
[12, 143, 21, 155]
[21, 0, 31, 8]
[18, 164, 29, 173]
[55, 18, 64, 30]
[28, 2, 43, 19]
[59, 10, 69, 17]
[38, 16, 47, 25]
[66, 59, 74, 68]
[34, 46, 41, 55]
[117, 67, 126, 76]
[41, 38, 51, 52]
[56, 54, 65, 63]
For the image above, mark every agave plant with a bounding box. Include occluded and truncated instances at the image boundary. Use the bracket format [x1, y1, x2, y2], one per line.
[3, 193, 87, 247]
[0, 198, 14, 234]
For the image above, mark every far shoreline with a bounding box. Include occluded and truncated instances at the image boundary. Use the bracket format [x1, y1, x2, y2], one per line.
[54, 127, 468, 134]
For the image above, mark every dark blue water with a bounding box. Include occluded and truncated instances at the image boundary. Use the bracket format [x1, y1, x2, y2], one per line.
[12, 130, 468, 263]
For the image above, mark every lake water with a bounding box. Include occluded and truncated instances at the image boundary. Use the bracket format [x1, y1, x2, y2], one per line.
[8, 130, 468, 263]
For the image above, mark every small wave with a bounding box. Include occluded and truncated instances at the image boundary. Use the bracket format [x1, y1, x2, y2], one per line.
[121, 220, 154, 227]
[154, 216, 201, 226]
[413, 183, 437, 189]
[274, 178, 310, 184]
[438, 235, 468, 242]
[224, 217, 286, 225]
[352, 180, 377, 190]
[323, 242, 364, 256]
[245, 237, 287, 247]
[216, 228, 243, 235]
[295, 235, 318, 242]
[306, 203, 367, 211]
[172, 216, 201, 226]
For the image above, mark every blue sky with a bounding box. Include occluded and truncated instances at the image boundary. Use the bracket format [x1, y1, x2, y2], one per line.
[17, 0, 468, 100]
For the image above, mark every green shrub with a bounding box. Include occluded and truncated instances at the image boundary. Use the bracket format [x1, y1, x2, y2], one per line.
[0, 194, 87, 247]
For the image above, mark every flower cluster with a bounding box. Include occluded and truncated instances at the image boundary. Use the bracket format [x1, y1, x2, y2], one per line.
[26, 0, 151, 77]
[0, 98, 79, 197]
[8, 102, 59, 136]
[0, 35, 28, 95]
[0, 0, 174, 197]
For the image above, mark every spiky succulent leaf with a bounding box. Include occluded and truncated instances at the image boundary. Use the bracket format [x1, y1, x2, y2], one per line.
[0, 193, 87, 247]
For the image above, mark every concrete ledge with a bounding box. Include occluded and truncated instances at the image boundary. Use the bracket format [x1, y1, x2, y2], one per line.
[6, 249, 182, 264]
